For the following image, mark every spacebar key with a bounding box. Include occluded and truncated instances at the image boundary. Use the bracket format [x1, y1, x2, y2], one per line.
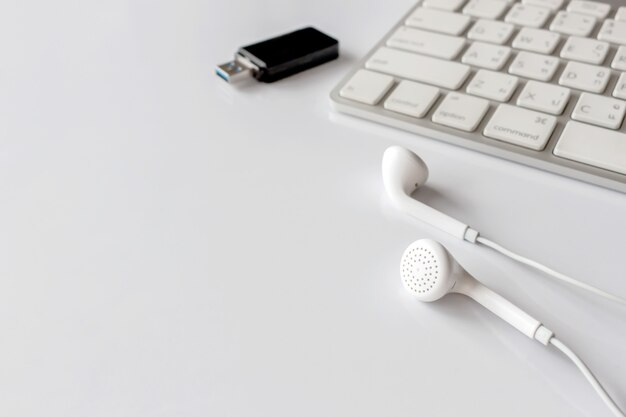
[554, 121, 626, 175]
[366, 47, 470, 90]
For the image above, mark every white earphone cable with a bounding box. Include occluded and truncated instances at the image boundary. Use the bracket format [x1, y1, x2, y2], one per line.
[550, 337, 625, 417]
[476, 236, 626, 307]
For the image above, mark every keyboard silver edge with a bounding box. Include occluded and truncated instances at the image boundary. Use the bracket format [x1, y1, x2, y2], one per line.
[330, 0, 626, 194]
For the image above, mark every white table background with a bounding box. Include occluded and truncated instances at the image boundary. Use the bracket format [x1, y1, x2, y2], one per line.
[1, 0, 625, 416]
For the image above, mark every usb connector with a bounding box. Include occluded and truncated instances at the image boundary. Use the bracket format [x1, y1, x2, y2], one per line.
[215, 57, 255, 83]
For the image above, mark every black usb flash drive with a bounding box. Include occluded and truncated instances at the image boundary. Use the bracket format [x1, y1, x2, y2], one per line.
[215, 27, 339, 83]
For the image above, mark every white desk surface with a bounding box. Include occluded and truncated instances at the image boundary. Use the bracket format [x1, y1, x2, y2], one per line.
[2, 0, 625, 416]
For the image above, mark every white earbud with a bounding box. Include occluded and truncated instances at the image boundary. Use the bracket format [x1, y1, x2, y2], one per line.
[384, 145, 626, 307]
[401, 239, 626, 417]
[401, 239, 547, 341]
[382, 146, 479, 242]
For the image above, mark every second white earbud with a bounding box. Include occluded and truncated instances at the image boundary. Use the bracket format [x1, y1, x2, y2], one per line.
[382, 146, 479, 242]
[401, 239, 550, 343]
[400, 239, 626, 417]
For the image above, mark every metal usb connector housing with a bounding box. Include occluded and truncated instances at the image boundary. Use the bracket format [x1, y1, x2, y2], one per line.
[215, 55, 257, 84]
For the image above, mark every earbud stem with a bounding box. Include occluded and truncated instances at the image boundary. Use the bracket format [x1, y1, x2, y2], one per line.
[454, 275, 542, 340]
[395, 194, 478, 242]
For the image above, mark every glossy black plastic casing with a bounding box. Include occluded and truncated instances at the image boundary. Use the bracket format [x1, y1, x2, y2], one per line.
[238, 27, 338, 83]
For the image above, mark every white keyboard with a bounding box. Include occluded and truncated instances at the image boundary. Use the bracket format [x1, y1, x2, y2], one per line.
[330, 0, 626, 193]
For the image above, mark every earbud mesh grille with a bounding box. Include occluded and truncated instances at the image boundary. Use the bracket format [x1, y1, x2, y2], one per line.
[401, 245, 440, 295]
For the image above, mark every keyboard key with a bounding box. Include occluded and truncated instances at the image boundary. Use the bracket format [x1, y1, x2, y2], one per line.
[613, 73, 626, 99]
[616, 7, 626, 21]
[558, 61, 610, 93]
[463, 0, 509, 19]
[508, 51, 560, 81]
[406, 8, 471, 35]
[467, 69, 518, 101]
[505, 4, 551, 28]
[598, 20, 626, 45]
[612, 46, 626, 71]
[567, 1, 611, 19]
[340, 69, 394, 105]
[522, 0, 563, 11]
[467, 19, 515, 45]
[560, 36, 609, 65]
[512, 28, 560, 54]
[384, 81, 440, 118]
[517, 80, 571, 114]
[572, 93, 626, 129]
[423, 0, 467, 11]
[366, 47, 471, 90]
[554, 121, 626, 175]
[462, 41, 511, 70]
[387, 27, 466, 60]
[432, 92, 490, 131]
[550, 11, 596, 36]
[484, 104, 557, 150]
